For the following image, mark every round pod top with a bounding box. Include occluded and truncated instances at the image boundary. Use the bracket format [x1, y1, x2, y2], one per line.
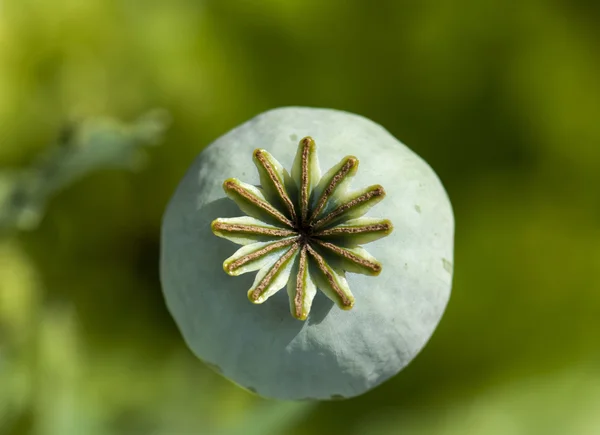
[160, 107, 454, 400]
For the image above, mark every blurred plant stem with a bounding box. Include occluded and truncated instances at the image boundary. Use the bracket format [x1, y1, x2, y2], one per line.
[0, 109, 170, 234]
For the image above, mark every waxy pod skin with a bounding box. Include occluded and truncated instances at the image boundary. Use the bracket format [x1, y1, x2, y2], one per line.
[160, 107, 454, 400]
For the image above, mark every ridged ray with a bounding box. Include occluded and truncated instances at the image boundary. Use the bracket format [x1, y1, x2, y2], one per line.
[222, 178, 294, 228]
[212, 216, 296, 245]
[306, 244, 355, 310]
[248, 242, 300, 304]
[291, 137, 321, 225]
[311, 185, 386, 230]
[223, 237, 298, 276]
[312, 239, 382, 276]
[308, 155, 358, 223]
[286, 246, 317, 320]
[313, 217, 393, 246]
[252, 149, 297, 222]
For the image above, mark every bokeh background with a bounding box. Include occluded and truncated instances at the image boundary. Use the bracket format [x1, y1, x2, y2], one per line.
[1, 0, 599, 434]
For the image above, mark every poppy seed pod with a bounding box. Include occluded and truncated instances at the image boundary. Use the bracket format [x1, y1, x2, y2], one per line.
[160, 107, 454, 400]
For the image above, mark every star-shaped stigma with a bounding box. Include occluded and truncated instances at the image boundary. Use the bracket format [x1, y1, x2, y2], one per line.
[211, 137, 393, 320]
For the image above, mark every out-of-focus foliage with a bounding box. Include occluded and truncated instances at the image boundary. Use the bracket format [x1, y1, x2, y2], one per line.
[0, 0, 599, 434]
[0, 110, 169, 232]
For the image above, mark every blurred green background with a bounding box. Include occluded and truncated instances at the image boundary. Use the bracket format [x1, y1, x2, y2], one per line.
[1, 0, 599, 434]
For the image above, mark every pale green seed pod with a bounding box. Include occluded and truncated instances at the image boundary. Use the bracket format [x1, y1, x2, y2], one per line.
[160, 107, 454, 400]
